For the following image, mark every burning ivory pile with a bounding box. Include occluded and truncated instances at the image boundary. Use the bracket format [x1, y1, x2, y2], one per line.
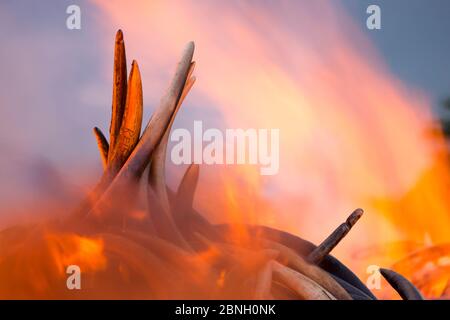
[0, 31, 425, 300]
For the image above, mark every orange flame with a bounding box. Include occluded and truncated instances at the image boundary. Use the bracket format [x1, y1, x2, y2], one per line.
[93, 0, 450, 297]
[44, 233, 107, 276]
[0, 0, 448, 299]
[0, 229, 106, 298]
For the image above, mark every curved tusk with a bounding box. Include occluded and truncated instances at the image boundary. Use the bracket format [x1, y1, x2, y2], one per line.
[145, 61, 195, 249]
[166, 186, 223, 243]
[148, 68, 196, 213]
[331, 275, 374, 300]
[147, 186, 191, 250]
[380, 268, 424, 300]
[272, 261, 336, 300]
[85, 42, 195, 225]
[214, 224, 376, 299]
[262, 240, 352, 300]
[93, 127, 109, 169]
[113, 41, 194, 182]
[173, 163, 199, 224]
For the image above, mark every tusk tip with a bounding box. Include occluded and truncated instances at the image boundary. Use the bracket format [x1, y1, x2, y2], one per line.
[379, 268, 389, 276]
[115, 29, 124, 42]
[347, 208, 364, 226]
[183, 41, 195, 60]
[131, 60, 140, 73]
[186, 41, 195, 50]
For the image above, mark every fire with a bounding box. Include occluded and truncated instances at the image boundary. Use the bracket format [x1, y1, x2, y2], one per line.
[92, 0, 450, 297]
[44, 233, 107, 276]
[0, 1, 448, 300]
[0, 229, 106, 298]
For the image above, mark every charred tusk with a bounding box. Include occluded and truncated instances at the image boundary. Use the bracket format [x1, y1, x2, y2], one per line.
[262, 240, 352, 300]
[166, 186, 223, 244]
[85, 42, 194, 225]
[109, 41, 194, 182]
[107, 60, 143, 176]
[93, 127, 109, 169]
[147, 186, 191, 250]
[380, 268, 424, 300]
[214, 224, 376, 299]
[331, 275, 374, 300]
[67, 32, 129, 223]
[176, 163, 200, 210]
[174, 163, 200, 224]
[73, 61, 143, 226]
[307, 208, 363, 264]
[108, 29, 127, 160]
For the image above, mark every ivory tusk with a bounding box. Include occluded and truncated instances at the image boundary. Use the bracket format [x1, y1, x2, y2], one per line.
[93, 127, 109, 169]
[307, 208, 363, 264]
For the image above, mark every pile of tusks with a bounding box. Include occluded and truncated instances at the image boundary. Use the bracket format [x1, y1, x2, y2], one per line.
[0, 31, 425, 300]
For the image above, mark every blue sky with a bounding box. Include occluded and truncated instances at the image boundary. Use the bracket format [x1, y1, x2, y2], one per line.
[0, 0, 449, 211]
[342, 0, 450, 110]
